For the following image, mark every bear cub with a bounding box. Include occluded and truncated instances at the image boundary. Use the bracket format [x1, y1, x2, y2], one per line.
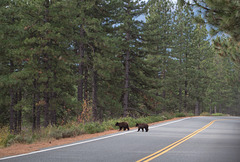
[136, 123, 149, 132]
[115, 122, 130, 131]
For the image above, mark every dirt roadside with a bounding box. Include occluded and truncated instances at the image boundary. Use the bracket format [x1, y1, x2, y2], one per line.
[0, 117, 186, 158]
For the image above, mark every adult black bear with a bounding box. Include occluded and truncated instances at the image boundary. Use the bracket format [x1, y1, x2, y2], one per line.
[136, 123, 149, 132]
[115, 122, 130, 131]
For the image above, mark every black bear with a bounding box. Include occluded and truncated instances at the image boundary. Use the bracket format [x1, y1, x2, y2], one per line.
[115, 122, 130, 131]
[136, 123, 149, 132]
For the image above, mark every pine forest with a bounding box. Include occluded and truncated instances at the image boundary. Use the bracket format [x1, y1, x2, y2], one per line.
[0, 0, 240, 137]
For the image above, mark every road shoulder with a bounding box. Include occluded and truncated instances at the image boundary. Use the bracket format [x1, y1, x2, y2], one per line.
[0, 117, 187, 158]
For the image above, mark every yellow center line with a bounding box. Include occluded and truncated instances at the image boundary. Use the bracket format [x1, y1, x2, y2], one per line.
[136, 119, 227, 162]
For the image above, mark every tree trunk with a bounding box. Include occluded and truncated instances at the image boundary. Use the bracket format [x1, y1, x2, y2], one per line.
[43, 0, 50, 128]
[9, 60, 15, 133]
[162, 69, 166, 112]
[32, 92, 36, 131]
[50, 92, 57, 126]
[184, 80, 188, 110]
[50, 73, 57, 126]
[179, 55, 182, 112]
[179, 88, 182, 112]
[219, 104, 222, 113]
[17, 90, 22, 133]
[32, 79, 41, 131]
[123, 41, 130, 117]
[44, 92, 49, 127]
[14, 109, 17, 133]
[50, 108, 56, 126]
[17, 110, 22, 133]
[123, 3, 131, 117]
[78, 26, 85, 103]
[195, 100, 200, 116]
[9, 88, 15, 133]
[92, 70, 98, 121]
[161, 43, 167, 112]
[14, 91, 19, 134]
[84, 67, 88, 101]
[184, 50, 188, 111]
[36, 93, 41, 130]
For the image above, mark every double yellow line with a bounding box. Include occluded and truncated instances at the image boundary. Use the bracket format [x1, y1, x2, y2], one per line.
[137, 119, 224, 162]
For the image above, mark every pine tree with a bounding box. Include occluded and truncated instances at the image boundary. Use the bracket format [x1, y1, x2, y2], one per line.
[111, 0, 146, 116]
[168, 5, 210, 114]
[143, 0, 176, 112]
[22, 0, 76, 128]
[172, 6, 194, 112]
[0, 0, 26, 133]
[189, 24, 211, 115]
[70, 0, 124, 120]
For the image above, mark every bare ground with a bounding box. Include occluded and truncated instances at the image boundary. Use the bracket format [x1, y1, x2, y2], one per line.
[0, 117, 185, 158]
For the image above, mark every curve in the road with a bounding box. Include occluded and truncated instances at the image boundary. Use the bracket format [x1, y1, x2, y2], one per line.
[136, 118, 240, 162]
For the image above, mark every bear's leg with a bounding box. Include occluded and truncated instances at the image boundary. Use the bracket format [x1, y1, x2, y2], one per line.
[141, 128, 144, 132]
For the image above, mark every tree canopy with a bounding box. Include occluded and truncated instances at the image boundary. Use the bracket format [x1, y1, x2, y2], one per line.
[178, 0, 240, 68]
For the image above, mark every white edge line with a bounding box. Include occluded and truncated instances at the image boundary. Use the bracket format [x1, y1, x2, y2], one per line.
[0, 118, 188, 161]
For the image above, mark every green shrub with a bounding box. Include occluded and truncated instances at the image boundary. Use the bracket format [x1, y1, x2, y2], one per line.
[49, 128, 62, 140]
[62, 129, 75, 138]
[200, 112, 211, 116]
[14, 134, 34, 144]
[102, 119, 118, 130]
[84, 122, 105, 134]
[14, 135, 27, 143]
[175, 112, 186, 117]
[212, 113, 225, 116]
[44, 123, 84, 140]
[3, 134, 16, 147]
[150, 115, 164, 122]
[135, 117, 147, 125]
[186, 113, 194, 116]
[72, 125, 84, 136]
[32, 133, 41, 142]
[0, 127, 10, 148]
[160, 112, 174, 119]
[142, 116, 153, 123]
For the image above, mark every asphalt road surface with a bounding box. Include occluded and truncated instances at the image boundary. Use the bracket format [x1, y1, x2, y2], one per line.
[1, 116, 240, 162]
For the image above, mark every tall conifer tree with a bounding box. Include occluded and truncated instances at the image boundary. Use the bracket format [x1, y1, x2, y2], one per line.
[144, 0, 175, 112]
[112, 0, 146, 116]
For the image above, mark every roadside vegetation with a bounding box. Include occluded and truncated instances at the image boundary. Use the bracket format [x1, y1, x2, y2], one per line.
[1, 112, 230, 148]
[200, 112, 226, 116]
[0, 112, 193, 148]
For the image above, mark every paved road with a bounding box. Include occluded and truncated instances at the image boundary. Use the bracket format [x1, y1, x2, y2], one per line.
[1, 116, 240, 162]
